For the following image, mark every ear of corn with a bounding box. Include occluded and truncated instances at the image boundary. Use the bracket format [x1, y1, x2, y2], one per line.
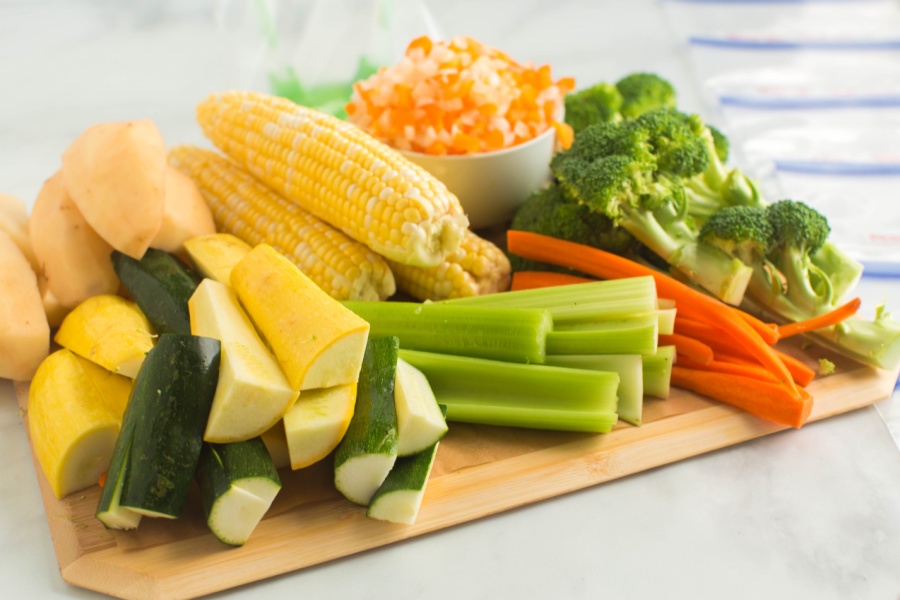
[195, 90, 469, 268]
[169, 145, 396, 301]
[389, 231, 511, 301]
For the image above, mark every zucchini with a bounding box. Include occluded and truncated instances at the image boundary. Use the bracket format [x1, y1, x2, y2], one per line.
[394, 358, 447, 456]
[96, 333, 220, 527]
[367, 437, 440, 525]
[334, 337, 399, 506]
[196, 438, 281, 546]
[111, 248, 202, 334]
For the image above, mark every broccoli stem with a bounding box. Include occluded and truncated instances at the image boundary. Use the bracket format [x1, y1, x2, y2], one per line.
[812, 242, 864, 302]
[778, 248, 834, 315]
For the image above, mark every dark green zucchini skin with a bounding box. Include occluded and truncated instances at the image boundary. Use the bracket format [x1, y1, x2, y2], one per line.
[196, 437, 281, 520]
[112, 248, 202, 334]
[106, 333, 220, 519]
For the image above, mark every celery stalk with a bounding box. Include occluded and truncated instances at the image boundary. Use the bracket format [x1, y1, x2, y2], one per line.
[547, 354, 643, 426]
[399, 349, 619, 433]
[344, 302, 552, 364]
[546, 315, 658, 355]
[642, 345, 675, 398]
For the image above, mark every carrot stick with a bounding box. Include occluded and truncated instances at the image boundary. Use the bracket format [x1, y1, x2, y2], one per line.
[730, 307, 780, 345]
[507, 230, 799, 395]
[773, 349, 816, 387]
[510, 271, 594, 291]
[777, 297, 862, 338]
[659, 334, 714, 366]
[98, 471, 107, 488]
[673, 316, 719, 340]
[676, 356, 778, 382]
[671, 366, 813, 428]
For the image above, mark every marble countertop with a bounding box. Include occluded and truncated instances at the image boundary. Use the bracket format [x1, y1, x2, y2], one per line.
[2, 1, 900, 598]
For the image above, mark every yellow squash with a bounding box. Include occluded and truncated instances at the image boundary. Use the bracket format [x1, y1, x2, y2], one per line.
[184, 233, 251, 285]
[283, 383, 356, 470]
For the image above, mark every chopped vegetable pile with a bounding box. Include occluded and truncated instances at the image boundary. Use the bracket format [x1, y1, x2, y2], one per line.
[346, 35, 574, 155]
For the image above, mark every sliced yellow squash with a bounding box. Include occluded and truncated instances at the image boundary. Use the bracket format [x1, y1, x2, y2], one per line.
[76, 354, 132, 420]
[55, 294, 156, 378]
[230, 244, 370, 391]
[189, 278, 298, 443]
[184, 233, 251, 284]
[29, 349, 130, 499]
[260, 422, 291, 470]
[283, 383, 356, 470]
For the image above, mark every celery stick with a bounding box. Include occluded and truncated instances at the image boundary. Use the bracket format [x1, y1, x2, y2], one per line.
[399, 349, 619, 433]
[547, 354, 643, 426]
[656, 307, 676, 335]
[547, 314, 658, 356]
[443, 277, 657, 326]
[344, 302, 552, 364]
[643, 345, 675, 398]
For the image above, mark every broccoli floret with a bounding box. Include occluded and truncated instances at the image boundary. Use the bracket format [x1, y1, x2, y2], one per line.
[615, 73, 677, 119]
[550, 108, 753, 305]
[817, 358, 835, 376]
[564, 83, 623, 134]
[699, 205, 772, 264]
[508, 182, 645, 272]
[708, 125, 730, 163]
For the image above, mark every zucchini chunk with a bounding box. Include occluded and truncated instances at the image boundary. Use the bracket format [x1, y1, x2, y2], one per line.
[367, 439, 440, 525]
[394, 358, 447, 456]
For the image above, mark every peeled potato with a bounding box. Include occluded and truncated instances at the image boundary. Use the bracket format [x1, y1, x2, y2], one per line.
[29, 172, 119, 309]
[61, 119, 166, 260]
[0, 229, 49, 380]
[151, 166, 216, 254]
[0, 193, 37, 270]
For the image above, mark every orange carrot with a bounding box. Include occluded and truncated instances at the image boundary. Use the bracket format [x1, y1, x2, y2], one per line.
[659, 334, 714, 366]
[676, 356, 778, 382]
[510, 271, 594, 291]
[773, 349, 816, 387]
[98, 471, 107, 488]
[507, 230, 799, 396]
[730, 307, 780, 345]
[671, 366, 813, 428]
[673, 316, 719, 340]
[777, 297, 862, 338]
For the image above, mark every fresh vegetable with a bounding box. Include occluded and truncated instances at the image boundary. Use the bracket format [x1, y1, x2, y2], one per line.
[346, 35, 574, 155]
[60, 120, 166, 260]
[150, 165, 216, 255]
[282, 383, 356, 470]
[0, 192, 36, 269]
[776, 297, 861, 339]
[96, 333, 220, 527]
[546, 354, 643, 425]
[230, 244, 370, 391]
[334, 337, 399, 506]
[195, 438, 281, 546]
[367, 436, 440, 525]
[343, 301, 552, 364]
[658, 333, 713, 366]
[196, 90, 469, 268]
[564, 72, 676, 133]
[188, 279, 298, 443]
[169, 146, 396, 301]
[394, 358, 448, 456]
[0, 230, 49, 380]
[386, 230, 511, 301]
[183, 233, 251, 285]
[547, 315, 659, 356]
[642, 345, 675, 398]
[259, 423, 291, 470]
[112, 248, 202, 335]
[400, 349, 620, 433]
[29, 171, 119, 308]
[29, 350, 131, 498]
[54, 294, 155, 378]
[547, 109, 753, 305]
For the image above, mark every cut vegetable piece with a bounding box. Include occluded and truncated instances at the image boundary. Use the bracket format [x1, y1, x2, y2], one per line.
[74, 354, 132, 420]
[547, 354, 642, 426]
[283, 384, 356, 470]
[343, 301, 552, 364]
[231, 244, 370, 390]
[259, 422, 291, 470]
[112, 248, 202, 335]
[394, 358, 448, 456]
[97, 333, 220, 522]
[547, 315, 658, 356]
[189, 279, 298, 443]
[195, 438, 281, 546]
[54, 294, 155, 378]
[150, 165, 216, 254]
[334, 337, 399, 506]
[0, 230, 49, 380]
[643, 345, 675, 398]
[445, 276, 658, 327]
[367, 439, 439, 525]
[399, 350, 619, 433]
[29, 349, 123, 499]
[29, 171, 119, 308]
[61, 119, 166, 259]
[96, 443, 142, 530]
[184, 233, 251, 285]
[0, 192, 37, 270]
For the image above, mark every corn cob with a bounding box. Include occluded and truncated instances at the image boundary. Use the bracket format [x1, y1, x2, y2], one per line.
[389, 231, 511, 301]
[169, 145, 395, 301]
[195, 91, 469, 268]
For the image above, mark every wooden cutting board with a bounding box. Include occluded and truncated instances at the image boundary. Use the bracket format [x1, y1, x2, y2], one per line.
[16, 346, 899, 600]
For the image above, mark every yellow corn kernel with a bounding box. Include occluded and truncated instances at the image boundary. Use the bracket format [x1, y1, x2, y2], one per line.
[389, 230, 511, 301]
[195, 91, 468, 268]
[169, 145, 395, 301]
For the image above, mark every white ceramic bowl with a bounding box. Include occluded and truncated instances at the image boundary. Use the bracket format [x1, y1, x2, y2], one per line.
[398, 125, 557, 230]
